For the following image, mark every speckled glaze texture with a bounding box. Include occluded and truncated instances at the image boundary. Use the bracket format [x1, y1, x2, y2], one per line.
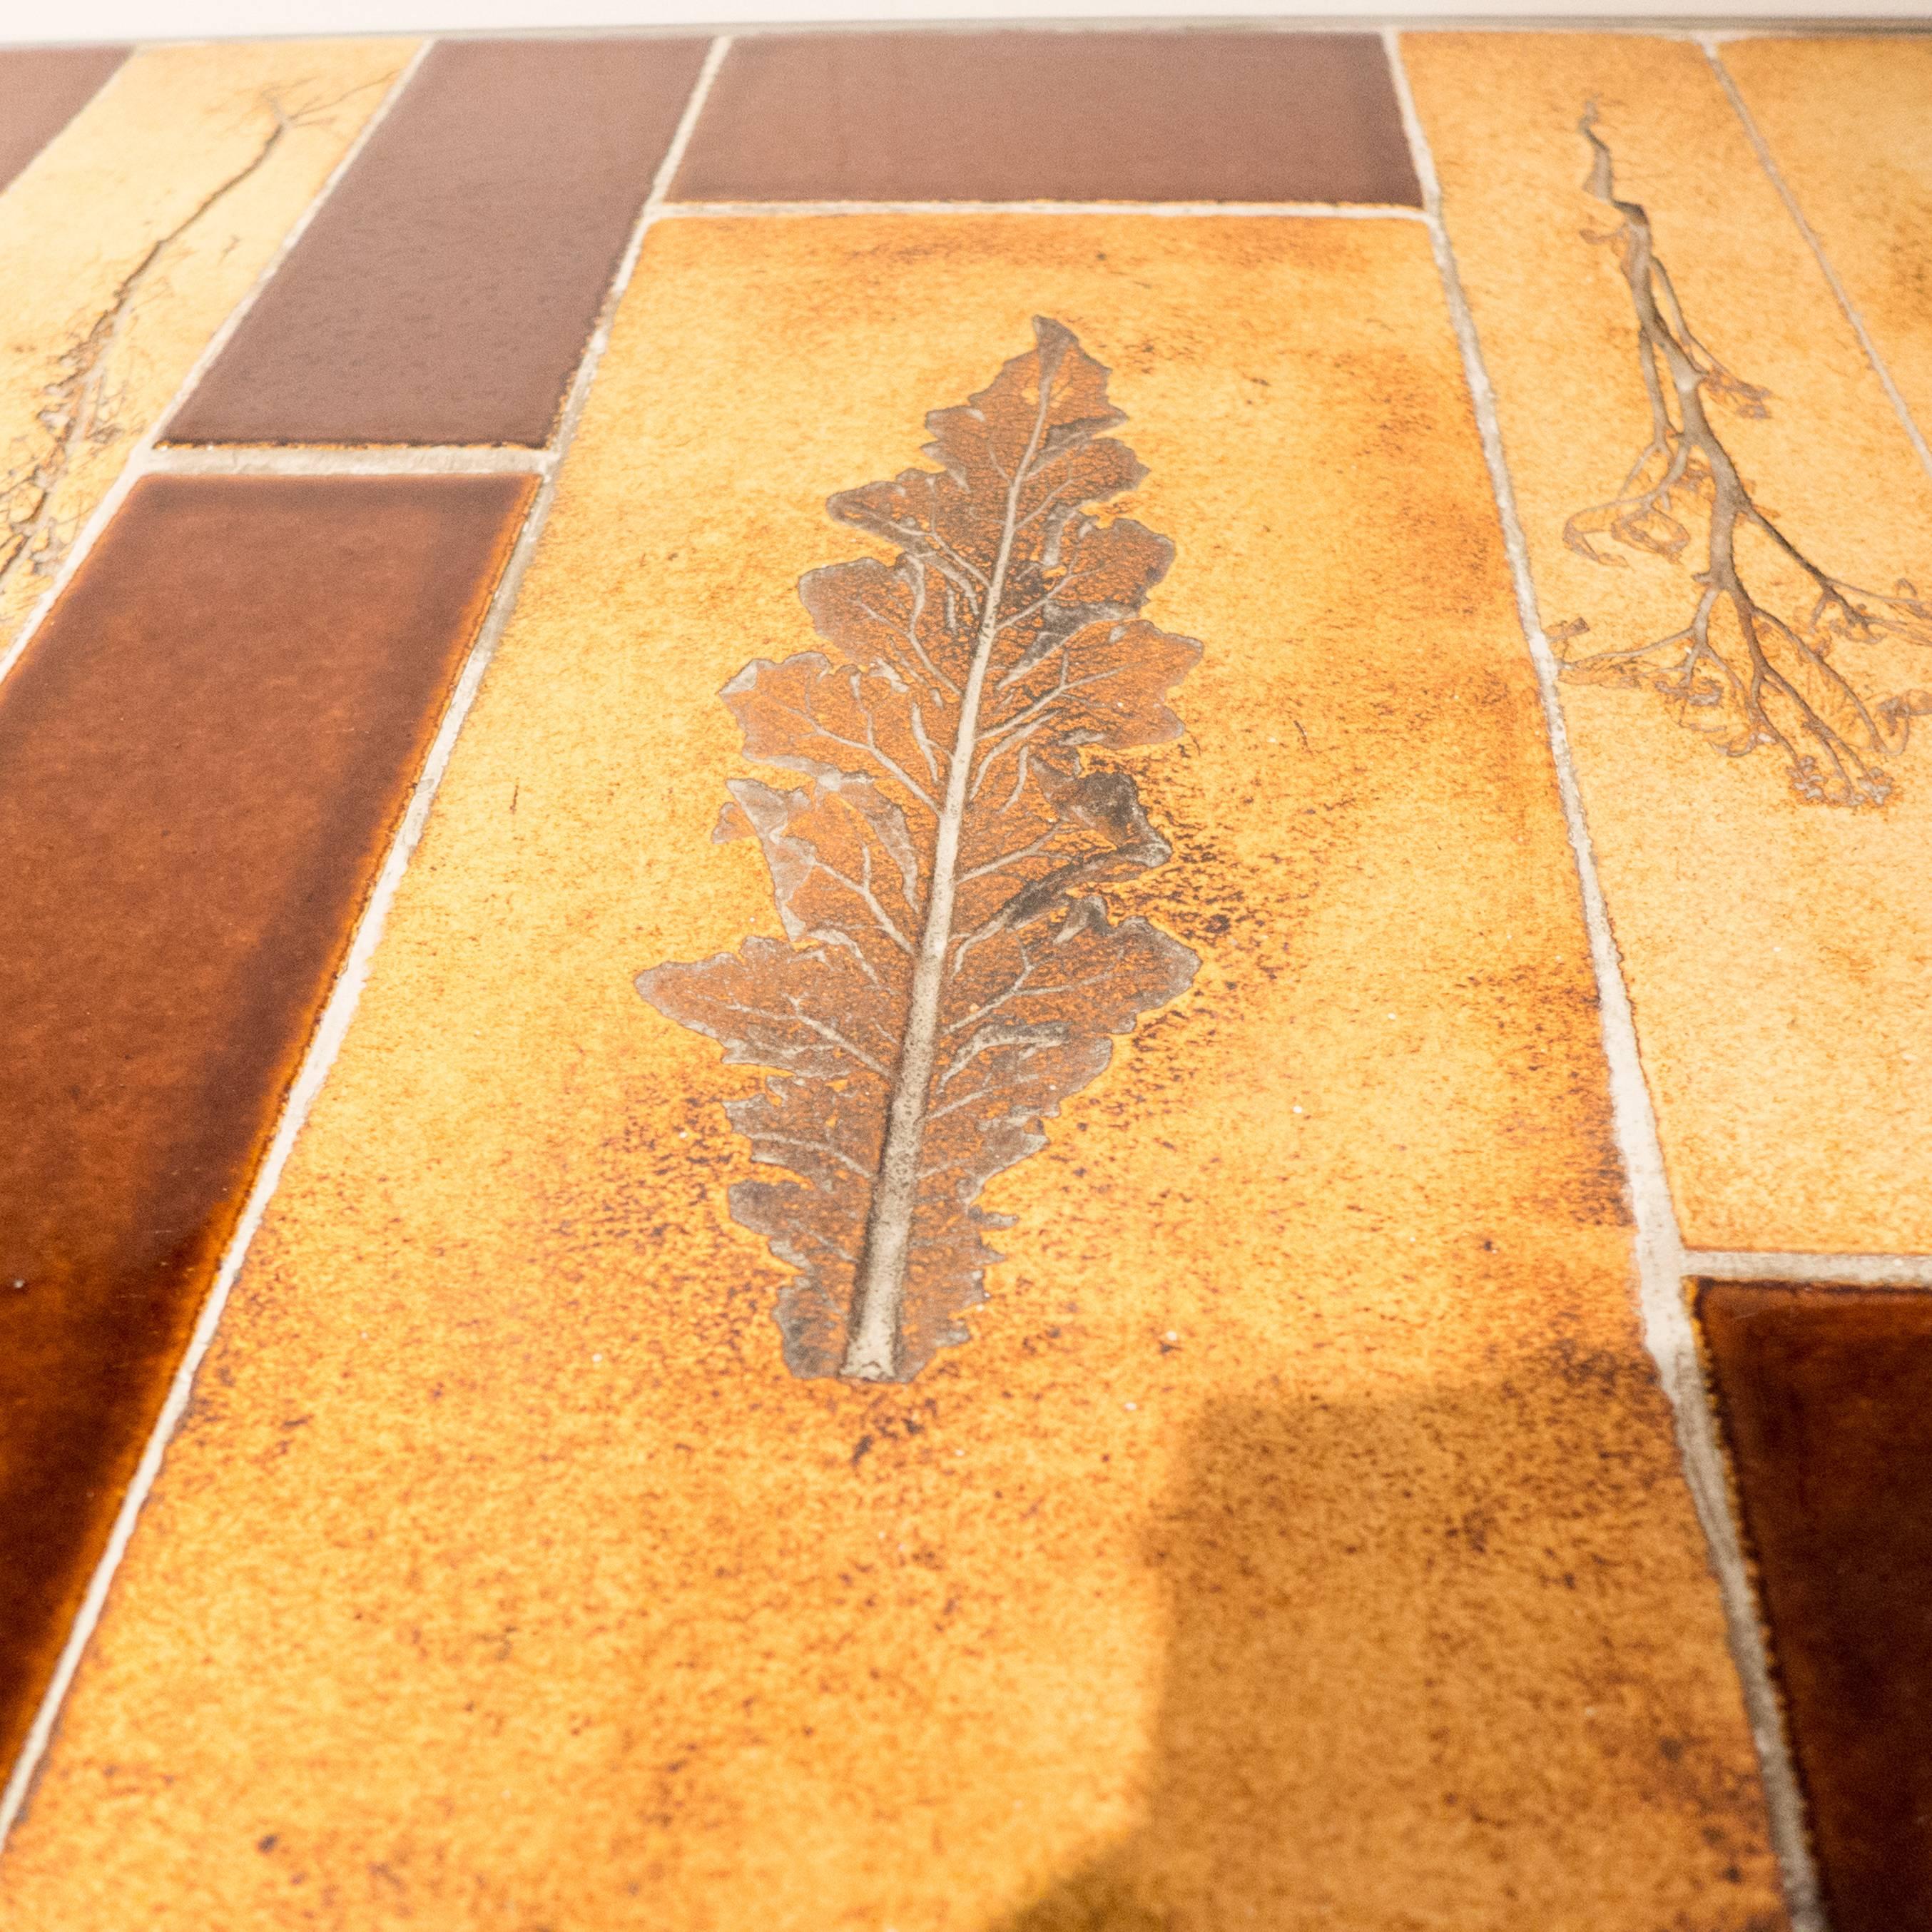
[1722, 38, 1932, 449]
[0, 218, 1777, 1931]
[1407, 33, 1932, 1254]
[1699, 1281, 1932, 1932]
[0, 473, 531, 1781]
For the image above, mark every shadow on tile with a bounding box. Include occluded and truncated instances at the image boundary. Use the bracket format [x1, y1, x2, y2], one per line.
[990, 1392, 1783, 1931]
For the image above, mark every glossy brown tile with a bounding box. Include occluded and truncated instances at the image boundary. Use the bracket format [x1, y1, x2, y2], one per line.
[166, 37, 707, 447]
[0, 46, 127, 196]
[0, 472, 530, 1776]
[1699, 1280, 1932, 1932]
[674, 31, 1421, 205]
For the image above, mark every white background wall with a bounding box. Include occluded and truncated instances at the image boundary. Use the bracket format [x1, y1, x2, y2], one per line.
[4, 0, 1925, 46]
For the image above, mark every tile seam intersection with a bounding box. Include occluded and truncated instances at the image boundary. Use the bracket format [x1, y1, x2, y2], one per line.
[0, 32, 732, 1855]
[1381, 27, 1825, 1928]
[0, 38, 435, 703]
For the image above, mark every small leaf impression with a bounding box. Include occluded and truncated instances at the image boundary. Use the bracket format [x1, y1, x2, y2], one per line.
[637, 317, 1201, 1384]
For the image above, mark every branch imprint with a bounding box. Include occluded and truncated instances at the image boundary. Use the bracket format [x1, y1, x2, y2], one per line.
[636, 318, 1201, 1383]
[1558, 110, 1932, 809]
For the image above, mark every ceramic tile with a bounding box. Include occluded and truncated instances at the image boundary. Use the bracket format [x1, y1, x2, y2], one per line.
[0, 472, 531, 1782]
[0, 216, 1776, 1929]
[166, 37, 710, 448]
[0, 39, 410, 667]
[1720, 38, 1932, 449]
[1699, 1279, 1932, 1932]
[1405, 32, 1932, 1254]
[673, 31, 1421, 205]
[0, 46, 127, 195]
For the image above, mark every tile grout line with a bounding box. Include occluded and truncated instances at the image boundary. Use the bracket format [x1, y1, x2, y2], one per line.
[655, 200, 1429, 221]
[0, 31, 732, 1856]
[1381, 26, 1827, 1928]
[0, 38, 434, 702]
[182, 19, 1932, 50]
[1689, 1250, 1932, 1287]
[146, 445, 551, 477]
[1700, 34, 1932, 489]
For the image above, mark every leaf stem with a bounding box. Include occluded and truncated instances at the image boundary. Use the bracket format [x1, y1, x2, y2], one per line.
[838, 342, 1062, 1381]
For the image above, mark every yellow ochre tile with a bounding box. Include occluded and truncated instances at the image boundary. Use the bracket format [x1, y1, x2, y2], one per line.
[0, 39, 413, 659]
[1723, 36, 1932, 452]
[0, 217, 1777, 1927]
[1406, 31, 1932, 1254]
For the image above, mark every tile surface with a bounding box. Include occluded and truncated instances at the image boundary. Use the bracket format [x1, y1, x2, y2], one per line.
[0, 39, 410, 664]
[11, 22, 1932, 1923]
[1721, 37, 1932, 453]
[0, 215, 1775, 1931]
[167, 37, 709, 447]
[675, 31, 1421, 205]
[0, 473, 530, 1779]
[0, 46, 127, 195]
[1407, 31, 1932, 1254]
[1699, 1280, 1932, 1932]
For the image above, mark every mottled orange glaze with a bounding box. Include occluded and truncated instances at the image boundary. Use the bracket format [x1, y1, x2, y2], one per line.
[0, 217, 1777, 1928]
[1722, 37, 1932, 455]
[1406, 32, 1932, 1253]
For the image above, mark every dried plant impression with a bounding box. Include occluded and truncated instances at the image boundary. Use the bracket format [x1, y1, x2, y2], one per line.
[1558, 111, 1932, 808]
[636, 318, 1201, 1385]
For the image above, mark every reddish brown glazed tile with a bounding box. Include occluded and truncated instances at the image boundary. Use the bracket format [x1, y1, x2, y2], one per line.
[674, 31, 1422, 205]
[0, 472, 530, 1775]
[1699, 1280, 1932, 1931]
[166, 38, 707, 447]
[0, 46, 128, 195]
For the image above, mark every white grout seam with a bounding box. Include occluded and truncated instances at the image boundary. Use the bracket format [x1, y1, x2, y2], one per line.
[1702, 35, 1932, 489]
[1381, 27, 1826, 1928]
[0, 39, 434, 703]
[1689, 1250, 1932, 1288]
[0, 33, 733, 1854]
[656, 198, 1428, 220]
[146, 444, 550, 477]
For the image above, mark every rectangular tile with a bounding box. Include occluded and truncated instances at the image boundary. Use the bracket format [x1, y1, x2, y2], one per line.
[674, 31, 1421, 205]
[0, 46, 126, 196]
[1721, 37, 1932, 452]
[0, 472, 530, 1783]
[1405, 33, 1932, 1253]
[0, 217, 1776, 1928]
[1699, 1278, 1932, 1932]
[166, 37, 709, 449]
[0, 39, 411, 666]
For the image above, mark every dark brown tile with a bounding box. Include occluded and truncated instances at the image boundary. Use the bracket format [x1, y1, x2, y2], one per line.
[0, 472, 530, 1775]
[0, 46, 127, 196]
[1698, 1279, 1932, 1932]
[673, 31, 1420, 206]
[166, 37, 708, 447]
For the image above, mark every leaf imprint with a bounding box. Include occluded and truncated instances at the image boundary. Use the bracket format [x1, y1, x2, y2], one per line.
[636, 317, 1201, 1384]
